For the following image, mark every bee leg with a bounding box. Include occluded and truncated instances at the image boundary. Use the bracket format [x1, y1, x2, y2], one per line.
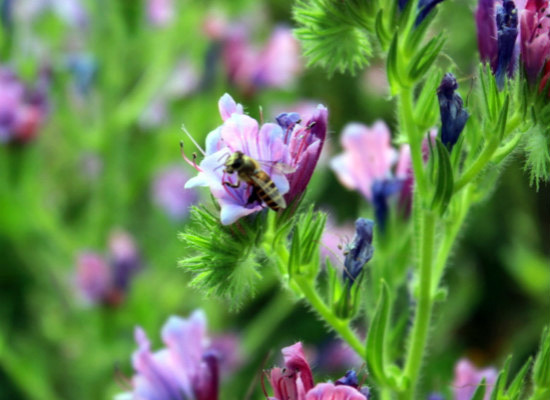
[246, 189, 261, 205]
[223, 181, 241, 188]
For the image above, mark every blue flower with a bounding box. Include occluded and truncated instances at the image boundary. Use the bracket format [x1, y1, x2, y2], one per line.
[372, 179, 403, 233]
[343, 218, 375, 284]
[495, 0, 519, 88]
[437, 73, 469, 151]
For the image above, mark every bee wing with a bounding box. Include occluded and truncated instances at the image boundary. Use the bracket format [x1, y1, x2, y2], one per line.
[257, 160, 296, 174]
[250, 175, 287, 209]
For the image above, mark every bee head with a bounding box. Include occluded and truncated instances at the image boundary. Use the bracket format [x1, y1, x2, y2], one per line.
[224, 151, 245, 173]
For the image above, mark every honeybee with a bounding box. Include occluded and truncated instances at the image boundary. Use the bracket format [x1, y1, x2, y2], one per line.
[222, 151, 289, 211]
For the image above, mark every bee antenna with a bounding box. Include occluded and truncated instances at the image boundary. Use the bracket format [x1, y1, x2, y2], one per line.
[181, 124, 206, 156]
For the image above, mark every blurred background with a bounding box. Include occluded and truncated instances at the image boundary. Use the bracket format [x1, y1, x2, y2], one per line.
[0, 0, 548, 399]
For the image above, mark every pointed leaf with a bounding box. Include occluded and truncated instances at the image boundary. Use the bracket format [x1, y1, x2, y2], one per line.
[366, 280, 392, 385]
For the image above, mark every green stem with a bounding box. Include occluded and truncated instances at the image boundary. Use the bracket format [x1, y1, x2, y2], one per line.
[453, 139, 498, 193]
[403, 211, 436, 399]
[401, 87, 428, 199]
[431, 187, 471, 294]
[294, 276, 364, 358]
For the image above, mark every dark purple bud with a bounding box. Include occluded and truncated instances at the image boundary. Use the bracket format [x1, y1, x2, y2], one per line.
[495, 0, 519, 88]
[476, 0, 499, 71]
[194, 351, 219, 400]
[437, 73, 469, 151]
[371, 179, 403, 233]
[398, 0, 409, 11]
[335, 370, 359, 388]
[276, 112, 301, 131]
[416, 0, 446, 26]
[343, 218, 374, 284]
[108, 230, 141, 292]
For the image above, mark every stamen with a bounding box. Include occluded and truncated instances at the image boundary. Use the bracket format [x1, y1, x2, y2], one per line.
[180, 141, 203, 172]
[113, 363, 133, 391]
[181, 124, 206, 156]
[222, 172, 241, 203]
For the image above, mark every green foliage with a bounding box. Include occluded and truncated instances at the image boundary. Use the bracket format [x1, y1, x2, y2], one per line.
[178, 206, 266, 309]
[288, 206, 326, 279]
[524, 126, 550, 189]
[533, 327, 550, 395]
[293, 0, 374, 76]
[429, 138, 454, 215]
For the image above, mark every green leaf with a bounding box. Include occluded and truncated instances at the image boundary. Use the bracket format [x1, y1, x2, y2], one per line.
[375, 9, 391, 49]
[470, 378, 487, 400]
[431, 138, 454, 214]
[506, 356, 532, 400]
[415, 70, 443, 130]
[408, 34, 446, 81]
[387, 32, 405, 94]
[533, 327, 550, 389]
[496, 95, 510, 141]
[366, 280, 392, 385]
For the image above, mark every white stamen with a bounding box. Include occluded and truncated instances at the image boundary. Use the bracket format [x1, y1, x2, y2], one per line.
[181, 124, 206, 156]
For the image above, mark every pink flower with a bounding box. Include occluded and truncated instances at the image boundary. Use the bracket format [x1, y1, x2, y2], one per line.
[267, 342, 367, 400]
[221, 25, 302, 93]
[320, 219, 355, 267]
[453, 358, 498, 400]
[520, 0, 550, 83]
[117, 311, 219, 400]
[147, 0, 173, 27]
[185, 94, 326, 225]
[330, 121, 411, 230]
[330, 121, 397, 201]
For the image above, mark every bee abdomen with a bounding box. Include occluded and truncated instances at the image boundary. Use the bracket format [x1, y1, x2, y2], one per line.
[254, 179, 283, 211]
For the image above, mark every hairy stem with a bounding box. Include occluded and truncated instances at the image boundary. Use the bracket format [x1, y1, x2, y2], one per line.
[403, 211, 436, 399]
[294, 275, 365, 357]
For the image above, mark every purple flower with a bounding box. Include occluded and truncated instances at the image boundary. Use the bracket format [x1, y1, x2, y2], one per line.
[75, 252, 111, 304]
[437, 73, 469, 151]
[540, 59, 550, 96]
[476, 0, 499, 71]
[152, 166, 198, 220]
[185, 94, 326, 225]
[75, 230, 141, 306]
[117, 311, 219, 400]
[0, 66, 48, 144]
[343, 218, 374, 284]
[147, 0, 173, 27]
[453, 358, 497, 400]
[520, 0, 550, 84]
[495, 0, 519, 88]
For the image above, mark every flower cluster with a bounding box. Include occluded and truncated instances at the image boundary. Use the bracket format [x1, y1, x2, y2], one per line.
[185, 94, 327, 225]
[476, 0, 550, 88]
[75, 230, 141, 306]
[267, 342, 370, 400]
[330, 121, 413, 231]
[0, 66, 48, 144]
[116, 310, 220, 400]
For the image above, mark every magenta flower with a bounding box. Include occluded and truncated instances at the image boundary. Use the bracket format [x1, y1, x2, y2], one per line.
[476, 0, 499, 71]
[520, 0, 550, 83]
[185, 94, 327, 225]
[117, 311, 219, 400]
[0, 66, 48, 144]
[75, 230, 141, 306]
[453, 358, 497, 400]
[152, 166, 198, 220]
[267, 342, 367, 400]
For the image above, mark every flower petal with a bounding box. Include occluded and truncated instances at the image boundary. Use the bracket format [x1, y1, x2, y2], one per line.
[218, 93, 243, 121]
[305, 383, 367, 400]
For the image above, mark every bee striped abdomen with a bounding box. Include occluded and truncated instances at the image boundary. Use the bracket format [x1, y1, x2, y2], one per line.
[252, 171, 286, 211]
